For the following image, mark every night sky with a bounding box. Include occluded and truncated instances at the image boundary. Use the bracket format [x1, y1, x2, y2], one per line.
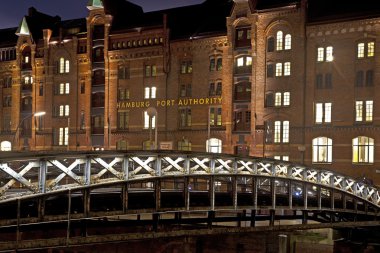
[0, 0, 204, 29]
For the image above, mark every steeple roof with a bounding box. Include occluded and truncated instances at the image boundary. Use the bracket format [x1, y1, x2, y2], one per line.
[87, 0, 104, 10]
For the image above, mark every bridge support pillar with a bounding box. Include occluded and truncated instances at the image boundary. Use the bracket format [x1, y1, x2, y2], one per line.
[153, 213, 160, 232]
[302, 210, 308, 225]
[155, 179, 161, 210]
[122, 184, 128, 213]
[278, 234, 288, 253]
[208, 211, 215, 229]
[250, 209, 256, 227]
[184, 177, 190, 211]
[175, 212, 182, 224]
[269, 209, 275, 227]
[38, 197, 45, 221]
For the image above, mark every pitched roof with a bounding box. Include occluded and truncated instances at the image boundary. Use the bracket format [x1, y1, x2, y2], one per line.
[105, 0, 233, 40]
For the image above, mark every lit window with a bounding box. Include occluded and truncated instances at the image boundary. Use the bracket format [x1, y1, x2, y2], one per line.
[283, 92, 290, 106]
[144, 87, 156, 99]
[25, 56, 29, 63]
[317, 47, 324, 62]
[59, 57, 70, 73]
[209, 107, 222, 126]
[276, 31, 283, 50]
[237, 57, 244, 67]
[59, 127, 69, 146]
[313, 137, 332, 163]
[284, 34, 291, 50]
[65, 60, 70, 73]
[274, 121, 289, 143]
[366, 101, 373, 121]
[0, 141, 11, 151]
[367, 42, 375, 57]
[275, 63, 282, 76]
[274, 155, 289, 161]
[315, 102, 332, 124]
[59, 83, 70, 94]
[284, 62, 291, 76]
[356, 100, 373, 122]
[275, 92, 282, 106]
[357, 43, 365, 58]
[246, 56, 252, 66]
[206, 138, 222, 153]
[355, 101, 363, 121]
[352, 136, 374, 163]
[143, 111, 156, 129]
[326, 46, 333, 61]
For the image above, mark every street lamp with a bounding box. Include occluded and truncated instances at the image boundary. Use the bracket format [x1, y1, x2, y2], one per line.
[12, 111, 46, 151]
[146, 107, 157, 150]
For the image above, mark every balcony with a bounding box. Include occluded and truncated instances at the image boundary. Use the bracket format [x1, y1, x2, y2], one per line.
[234, 66, 252, 75]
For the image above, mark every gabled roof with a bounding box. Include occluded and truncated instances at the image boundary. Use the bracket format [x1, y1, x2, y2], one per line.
[0, 27, 18, 47]
[307, 0, 380, 23]
[105, 0, 234, 40]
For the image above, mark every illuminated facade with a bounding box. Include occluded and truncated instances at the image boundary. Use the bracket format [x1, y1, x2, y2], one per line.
[1, 0, 380, 183]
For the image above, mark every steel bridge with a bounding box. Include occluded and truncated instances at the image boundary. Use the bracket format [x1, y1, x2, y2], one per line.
[0, 151, 379, 251]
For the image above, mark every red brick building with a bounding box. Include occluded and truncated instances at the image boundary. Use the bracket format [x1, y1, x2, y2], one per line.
[1, 0, 380, 183]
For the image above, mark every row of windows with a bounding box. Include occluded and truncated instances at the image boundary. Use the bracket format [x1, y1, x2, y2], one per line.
[315, 101, 373, 124]
[267, 62, 291, 77]
[118, 82, 223, 101]
[317, 42, 375, 62]
[313, 136, 374, 164]
[111, 37, 164, 50]
[267, 31, 292, 52]
[116, 107, 223, 130]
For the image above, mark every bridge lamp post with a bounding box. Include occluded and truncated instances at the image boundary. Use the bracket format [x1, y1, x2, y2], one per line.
[147, 107, 158, 150]
[12, 111, 46, 151]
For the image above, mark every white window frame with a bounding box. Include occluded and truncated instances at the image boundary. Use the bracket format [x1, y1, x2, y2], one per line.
[352, 136, 374, 164]
[312, 137, 332, 163]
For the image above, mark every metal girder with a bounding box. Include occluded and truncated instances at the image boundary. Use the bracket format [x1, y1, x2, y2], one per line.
[0, 151, 377, 212]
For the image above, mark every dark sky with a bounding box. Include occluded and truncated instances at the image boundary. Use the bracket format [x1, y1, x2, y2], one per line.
[0, 0, 204, 29]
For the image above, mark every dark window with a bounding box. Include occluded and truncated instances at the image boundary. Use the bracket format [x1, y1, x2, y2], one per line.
[118, 66, 130, 79]
[316, 74, 323, 89]
[81, 82, 85, 94]
[356, 71, 364, 87]
[325, 73, 332, 89]
[3, 96, 11, 107]
[80, 111, 85, 130]
[117, 111, 129, 130]
[267, 37, 275, 52]
[235, 27, 251, 48]
[265, 92, 274, 107]
[366, 70, 374, 86]
[216, 58, 222, 71]
[216, 82, 222, 96]
[179, 84, 191, 97]
[179, 108, 191, 127]
[3, 76, 12, 88]
[145, 65, 157, 77]
[234, 82, 251, 101]
[39, 83, 43, 96]
[209, 58, 215, 71]
[267, 64, 274, 78]
[209, 83, 215, 96]
[118, 89, 130, 101]
[181, 61, 192, 74]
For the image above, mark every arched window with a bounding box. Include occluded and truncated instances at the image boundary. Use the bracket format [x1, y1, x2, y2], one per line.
[267, 37, 275, 52]
[276, 31, 283, 50]
[206, 138, 222, 153]
[353, 136, 374, 163]
[284, 34, 292, 50]
[312, 137, 332, 163]
[0, 141, 11, 151]
[59, 57, 70, 73]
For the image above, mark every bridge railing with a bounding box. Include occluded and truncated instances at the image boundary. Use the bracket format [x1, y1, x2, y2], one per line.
[0, 151, 378, 208]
